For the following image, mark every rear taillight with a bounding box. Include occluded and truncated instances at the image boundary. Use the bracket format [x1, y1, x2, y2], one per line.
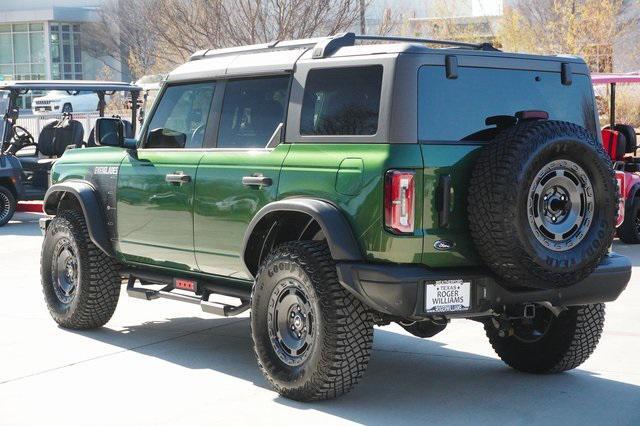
[384, 170, 415, 234]
[615, 171, 625, 228]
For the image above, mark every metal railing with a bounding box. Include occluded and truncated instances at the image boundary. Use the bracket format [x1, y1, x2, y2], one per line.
[15, 111, 132, 141]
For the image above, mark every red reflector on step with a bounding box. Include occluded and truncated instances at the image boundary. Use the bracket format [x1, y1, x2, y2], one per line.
[174, 278, 197, 292]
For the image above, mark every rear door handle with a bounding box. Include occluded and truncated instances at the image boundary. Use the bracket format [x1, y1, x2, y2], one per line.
[165, 172, 191, 185]
[242, 175, 272, 188]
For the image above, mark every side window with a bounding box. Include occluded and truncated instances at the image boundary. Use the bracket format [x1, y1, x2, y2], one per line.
[217, 76, 290, 149]
[300, 65, 383, 136]
[144, 82, 215, 149]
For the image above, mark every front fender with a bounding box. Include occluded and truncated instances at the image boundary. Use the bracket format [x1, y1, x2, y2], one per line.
[44, 180, 114, 257]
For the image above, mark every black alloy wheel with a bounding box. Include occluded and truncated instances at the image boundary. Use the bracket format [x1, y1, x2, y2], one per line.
[0, 186, 16, 227]
[268, 278, 317, 366]
[51, 239, 79, 304]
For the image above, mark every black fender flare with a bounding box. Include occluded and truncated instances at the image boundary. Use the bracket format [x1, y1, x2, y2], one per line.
[44, 180, 115, 257]
[242, 198, 363, 277]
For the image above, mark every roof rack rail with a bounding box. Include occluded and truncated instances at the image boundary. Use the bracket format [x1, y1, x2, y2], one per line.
[354, 34, 499, 52]
[189, 32, 499, 62]
[311, 33, 499, 58]
[189, 37, 326, 61]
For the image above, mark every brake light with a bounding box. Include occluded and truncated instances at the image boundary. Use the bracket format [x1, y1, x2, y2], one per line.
[615, 171, 625, 228]
[384, 170, 415, 234]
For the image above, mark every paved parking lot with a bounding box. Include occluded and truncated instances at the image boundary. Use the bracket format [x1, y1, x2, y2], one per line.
[1, 212, 639, 425]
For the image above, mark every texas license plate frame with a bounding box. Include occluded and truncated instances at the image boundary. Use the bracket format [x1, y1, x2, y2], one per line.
[424, 279, 471, 314]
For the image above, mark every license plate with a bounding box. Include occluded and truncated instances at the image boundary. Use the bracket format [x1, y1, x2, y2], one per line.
[425, 279, 471, 313]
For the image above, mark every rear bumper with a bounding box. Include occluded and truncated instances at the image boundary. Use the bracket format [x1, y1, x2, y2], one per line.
[336, 253, 631, 320]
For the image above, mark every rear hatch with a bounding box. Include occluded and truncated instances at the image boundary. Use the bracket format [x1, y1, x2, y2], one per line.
[417, 63, 599, 268]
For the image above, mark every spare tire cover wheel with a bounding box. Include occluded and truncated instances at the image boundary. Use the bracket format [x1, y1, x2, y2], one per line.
[468, 120, 616, 290]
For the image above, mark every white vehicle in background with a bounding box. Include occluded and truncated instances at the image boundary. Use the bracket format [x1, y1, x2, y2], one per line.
[32, 90, 99, 115]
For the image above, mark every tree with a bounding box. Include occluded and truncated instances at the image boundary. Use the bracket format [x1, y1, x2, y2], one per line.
[83, 0, 160, 79]
[405, 2, 497, 46]
[499, 0, 640, 72]
[88, 0, 366, 75]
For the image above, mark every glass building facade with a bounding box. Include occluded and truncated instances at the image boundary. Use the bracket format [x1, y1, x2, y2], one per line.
[0, 23, 46, 81]
[0, 2, 126, 108]
[49, 23, 84, 80]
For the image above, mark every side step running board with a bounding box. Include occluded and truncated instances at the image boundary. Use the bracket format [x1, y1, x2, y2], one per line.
[126, 279, 250, 317]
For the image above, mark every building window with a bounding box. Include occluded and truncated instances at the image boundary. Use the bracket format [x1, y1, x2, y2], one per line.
[0, 22, 46, 108]
[49, 22, 83, 80]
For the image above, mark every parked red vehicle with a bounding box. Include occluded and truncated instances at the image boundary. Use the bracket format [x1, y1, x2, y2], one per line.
[592, 73, 640, 242]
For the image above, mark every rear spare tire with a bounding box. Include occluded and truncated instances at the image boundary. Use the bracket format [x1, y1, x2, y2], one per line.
[469, 120, 616, 289]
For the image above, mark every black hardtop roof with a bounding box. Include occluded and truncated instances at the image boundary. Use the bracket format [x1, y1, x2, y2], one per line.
[0, 80, 142, 92]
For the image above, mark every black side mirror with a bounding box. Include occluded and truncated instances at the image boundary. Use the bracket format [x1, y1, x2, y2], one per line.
[94, 117, 125, 147]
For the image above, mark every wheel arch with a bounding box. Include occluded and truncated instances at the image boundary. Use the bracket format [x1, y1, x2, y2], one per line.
[0, 177, 17, 199]
[44, 180, 115, 257]
[242, 198, 363, 278]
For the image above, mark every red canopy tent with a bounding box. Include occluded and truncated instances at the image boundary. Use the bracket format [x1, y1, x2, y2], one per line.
[592, 73, 640, 85]
[591, 73, 640, 126]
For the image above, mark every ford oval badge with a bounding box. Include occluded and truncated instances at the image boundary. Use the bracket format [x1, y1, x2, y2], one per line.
[434, 240, 455, 251]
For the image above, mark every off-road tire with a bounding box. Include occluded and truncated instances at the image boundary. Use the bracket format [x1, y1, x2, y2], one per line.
[469, 120, 617, 289]
[618, 197, 640, 244]
[251, 241, 374, 401]
[41, 209, 120, 329]
[0, 185, 16, 227]
[485, 304, 605, 373]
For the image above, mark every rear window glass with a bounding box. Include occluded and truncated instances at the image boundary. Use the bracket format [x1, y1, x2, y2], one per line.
[301, 66, 383, 136]
[418, 66, 597, 142]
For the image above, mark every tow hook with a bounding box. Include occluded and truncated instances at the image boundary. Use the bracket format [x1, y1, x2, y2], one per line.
[523, 304, 535, 319]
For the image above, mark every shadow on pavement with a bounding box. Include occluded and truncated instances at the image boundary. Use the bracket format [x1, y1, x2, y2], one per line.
[72, 316, 640, 425]
[613, 240, 640, 267]
[1, 213, 42, 237]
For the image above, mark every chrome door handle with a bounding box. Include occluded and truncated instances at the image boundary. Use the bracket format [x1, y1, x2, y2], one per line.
[165, 172, 191, 185]
[242, 175, 272, 187]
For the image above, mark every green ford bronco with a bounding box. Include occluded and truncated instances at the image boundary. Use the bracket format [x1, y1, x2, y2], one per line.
[39, 33, 631, 401]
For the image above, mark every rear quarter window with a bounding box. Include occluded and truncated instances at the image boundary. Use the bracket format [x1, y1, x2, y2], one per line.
[300, 65, 383, 136]
[418, 66, 597, 142]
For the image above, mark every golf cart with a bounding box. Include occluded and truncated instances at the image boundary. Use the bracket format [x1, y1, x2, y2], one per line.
[592, 73, 640, 242]
[0, 80, 141, 226]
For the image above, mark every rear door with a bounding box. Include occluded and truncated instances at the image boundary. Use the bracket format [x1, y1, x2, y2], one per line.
[117, 82, 216, 271]
[193, 76, 291, 279]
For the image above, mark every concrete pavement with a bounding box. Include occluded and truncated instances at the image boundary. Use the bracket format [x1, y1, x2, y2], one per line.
[1, 212, 639, 425]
